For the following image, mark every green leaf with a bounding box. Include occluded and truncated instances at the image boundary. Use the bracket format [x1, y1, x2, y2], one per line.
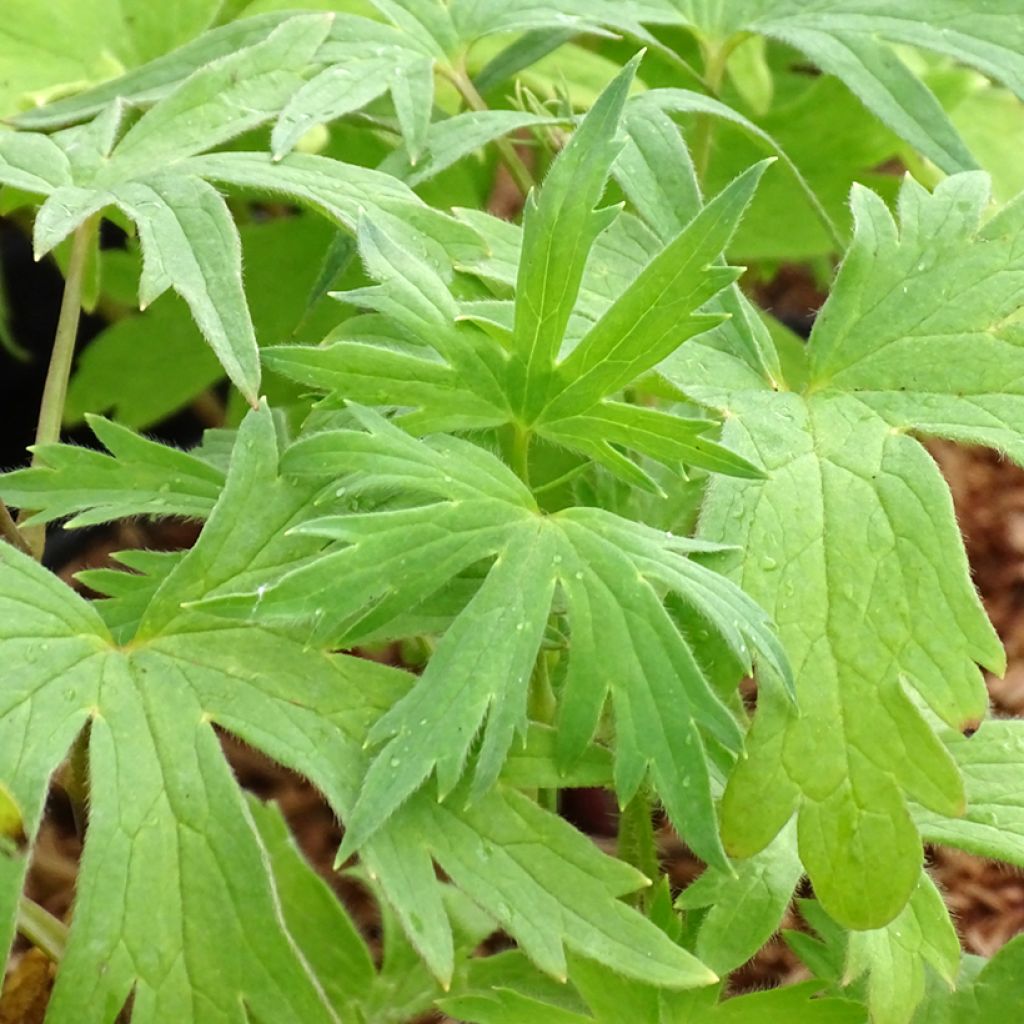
[668, 1, 1024, 176]
[201, 412, 785, 874]
[915, 719, 1024, 865]
[446, 964, 866, 1024]
[342, 520, 560, 851]
[676, 822, 802, 976]
[0, 540, 358, 1023]
[914, 934, 1024, 1023]
[664, 171, 1015, 931]
[67, 216, 339, 430]
[109, 175, 262, 403]
[1, 401, 705, 1010]
[508, 55, 638, 420]
[7, 13, 296, 129]
[369, 785, 716, 990]
[179, 151, 486, 265]
[100, 13, 335, 182]
[0, 0, 225, 118]
[760, 24, 976, 174]
[0, 415, 224, 527]
[378, 109, 562, 188]
[247, 796, 376, 1017]
[0, 132, 73, 196]
[632, 89, 843, 251]
[270, 19, 435, 160]
[537, 159, 769, 423]
[845, 873, 959, 1024]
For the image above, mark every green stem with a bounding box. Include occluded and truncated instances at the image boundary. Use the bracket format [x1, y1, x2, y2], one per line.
[63, 724, 91, 840]
[17, 895, 68, 962]
[19, 216, 98, 560]
[0, 499, 31, 556]
[528, 652, 558, 813]
[693, 37, 741, 184]
[618, 789, 660, 905]
[510, 425, 532, 487]
[447, 65, 536, 197]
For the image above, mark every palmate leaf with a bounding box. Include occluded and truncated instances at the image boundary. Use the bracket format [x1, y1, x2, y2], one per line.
[267, 64, 765, 486]
[10, 2, 682, 165]
[663, 171, 1024, 930]
[0, 404, 719, 1019]
[0, 415, 224, 527]
[200, 407, 787, 874]
[635, 0, 1024, 176]
[0, 15, 485, 407]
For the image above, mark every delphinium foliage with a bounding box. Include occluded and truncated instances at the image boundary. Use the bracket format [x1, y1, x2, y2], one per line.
[1, 2, 1024, 1021]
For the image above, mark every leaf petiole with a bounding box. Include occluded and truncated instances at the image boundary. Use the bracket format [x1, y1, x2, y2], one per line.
[16, 895, 68, 962]
[19, 215, 99, 560]
[445, 63, 536, 197]
[0, 499, 31, 557]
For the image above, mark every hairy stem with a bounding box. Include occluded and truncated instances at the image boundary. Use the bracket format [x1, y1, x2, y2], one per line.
[0, 499, 31, 556]
[528, 652, 559, 812]
[20, 217, 98, 559]
[618, 788, 660, 905]
[63, 723, 91, 840]
[448, 65, 536, 197]
[509, 425, 532, 487]
[17, 895, 68, 962]
[693, 37, 740, 184]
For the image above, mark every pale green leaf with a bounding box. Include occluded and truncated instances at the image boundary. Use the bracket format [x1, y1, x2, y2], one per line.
[916, 720, 1024, 866]
[67, 216, 339, 430]
[271, 17, 436, 159]
[677, 822, 802, 976]
[615, 101, 702, 239]
[247, 796, 376, 1018]
[113, 175, 261, 403]
[845, 873, 959, 1024]
[665, 171, 1015, 931]
[378, 109, 562, 187]
[0, 547, 360, 1023]
[180, 150, 487, 265]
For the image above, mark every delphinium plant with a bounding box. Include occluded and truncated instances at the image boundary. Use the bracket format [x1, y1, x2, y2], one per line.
[1, 3, 1024, 1022]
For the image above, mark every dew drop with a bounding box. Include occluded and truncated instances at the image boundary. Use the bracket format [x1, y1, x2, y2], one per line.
[389, 757, 401, 768]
